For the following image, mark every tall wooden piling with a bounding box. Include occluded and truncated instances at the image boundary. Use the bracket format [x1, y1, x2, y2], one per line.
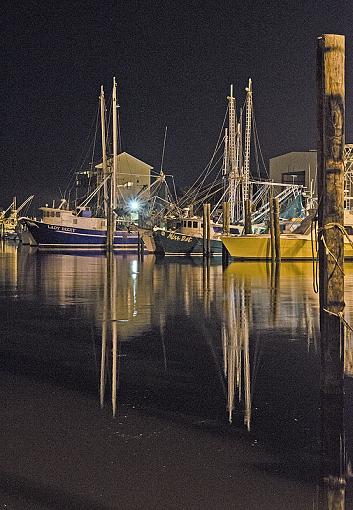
[273, 198, 281, 262]
[269, 198, 275, 262]
[317, 33, 345, 397]
[244, 198, 252, 234]
[203, 203, 211, 256]
[317, 33, 346, 500]
[223, 201, 230, 235]
[222, 201, 230, 264]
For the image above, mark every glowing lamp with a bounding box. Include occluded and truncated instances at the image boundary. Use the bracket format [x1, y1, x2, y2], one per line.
[129, 200, 139, 212]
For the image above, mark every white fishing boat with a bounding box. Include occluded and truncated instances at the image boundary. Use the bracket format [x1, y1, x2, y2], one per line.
[20, 79, 141, 252]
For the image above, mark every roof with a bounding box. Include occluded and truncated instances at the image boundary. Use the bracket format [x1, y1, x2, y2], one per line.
[95, 151, 153, 171]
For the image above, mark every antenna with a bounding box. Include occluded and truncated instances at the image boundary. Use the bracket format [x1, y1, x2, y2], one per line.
[160, 126, 168, 174]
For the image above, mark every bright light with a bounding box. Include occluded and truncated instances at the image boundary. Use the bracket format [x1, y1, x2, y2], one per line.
[129, 199, 140, 212]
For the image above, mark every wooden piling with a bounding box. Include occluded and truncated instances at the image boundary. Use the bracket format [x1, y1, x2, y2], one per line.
[203, 203, 211, 257]
[317, 33, 346, 496]
[106, 177, 115, 252]
[244, 198, 252, 234]
[222, 201, 230, 264]
[317, 33, 345, 396]
[223, 201, 230, 235]
[269, 198, 275, 262]
[273, 198, 281, 262]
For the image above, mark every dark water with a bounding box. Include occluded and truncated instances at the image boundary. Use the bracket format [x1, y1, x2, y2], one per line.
[0, 241, 352, 509]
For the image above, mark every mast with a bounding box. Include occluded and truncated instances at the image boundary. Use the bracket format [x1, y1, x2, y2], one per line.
[100, 85, 108, 217]
[112, 77, 118, 211]
[227, 85, 237, 223]
[243, 78, 252, 204]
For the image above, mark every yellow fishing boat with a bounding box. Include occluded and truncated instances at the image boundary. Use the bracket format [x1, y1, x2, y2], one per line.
[221, 210, 353, 260]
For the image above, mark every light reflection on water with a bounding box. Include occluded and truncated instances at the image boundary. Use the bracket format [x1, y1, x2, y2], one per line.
[1, 242, 353, 508]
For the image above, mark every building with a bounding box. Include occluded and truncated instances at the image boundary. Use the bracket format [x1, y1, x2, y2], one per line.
[270, 145, 353, 207]
[269, 150, 317, 194]
[95, 151, 153, 201]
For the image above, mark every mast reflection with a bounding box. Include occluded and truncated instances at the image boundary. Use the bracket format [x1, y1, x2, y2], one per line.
[222, 264, 252, 429]
[100, 252, 120, 416]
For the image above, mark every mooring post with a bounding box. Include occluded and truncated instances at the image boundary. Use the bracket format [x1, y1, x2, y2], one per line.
[222, 201, 230, 264]
[269, 198, 275, 262]
[317, 33, 346, 501]
[273, 197, 281, 262]
[203, 203, 211, 257]
[106, 177, 114, 252]
[244, 198, 252, 234]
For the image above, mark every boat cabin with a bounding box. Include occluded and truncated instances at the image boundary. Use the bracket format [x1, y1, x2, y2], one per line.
[40, 207, 107, 230]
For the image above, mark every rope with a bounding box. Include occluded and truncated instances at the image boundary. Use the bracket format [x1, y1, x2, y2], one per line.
[312, 220, 351, 293]
[311, 216, 320, 293]
[323, 308, 353, 334]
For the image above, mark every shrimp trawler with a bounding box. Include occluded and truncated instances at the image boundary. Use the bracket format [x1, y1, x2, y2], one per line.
[153, 80, 305, 256]
[20, 79, 142, 252]
[0, 196, 34, 240]
[221, 209, 353, 260]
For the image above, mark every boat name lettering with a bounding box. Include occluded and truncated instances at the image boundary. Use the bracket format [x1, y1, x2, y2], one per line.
[48, 225, 76, 233]
[167, 233, 192, 243]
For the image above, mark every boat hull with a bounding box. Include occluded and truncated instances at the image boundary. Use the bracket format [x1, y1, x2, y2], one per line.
[153, 229, 223, 256]
[22, 219, 140, 252]
[221, 234, 353, 260]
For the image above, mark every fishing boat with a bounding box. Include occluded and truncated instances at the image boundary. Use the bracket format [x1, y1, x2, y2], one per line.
[20, 79, 141, 252]
[221, 209, 353, 260]
[152, 81, 304, 256]
[153, 218, 243, 256]
[1, 196, 34, 241]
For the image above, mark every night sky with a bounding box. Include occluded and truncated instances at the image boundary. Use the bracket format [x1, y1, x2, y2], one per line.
[2, 1, 353, 211]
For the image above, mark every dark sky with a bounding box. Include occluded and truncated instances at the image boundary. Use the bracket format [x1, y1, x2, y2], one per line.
[2, 0, 353, 209]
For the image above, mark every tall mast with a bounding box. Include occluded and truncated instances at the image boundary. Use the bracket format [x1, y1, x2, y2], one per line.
[112, 77, 118, 210]
[100, 85, 108, 217]
[227, 84, 237, 223]
[243, 78, 253, 203]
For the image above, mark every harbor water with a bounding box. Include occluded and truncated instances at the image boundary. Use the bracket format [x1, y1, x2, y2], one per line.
[1, 241, 353, 509]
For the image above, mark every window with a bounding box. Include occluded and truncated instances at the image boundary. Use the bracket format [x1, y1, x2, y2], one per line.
[282, 171, 305, 186]
[187, 221, 192, 228]
[73, 219, 77, 225]
[55, 212, 60, 217]
[50, 211, 55, 217]
[193, 221, 198, 228]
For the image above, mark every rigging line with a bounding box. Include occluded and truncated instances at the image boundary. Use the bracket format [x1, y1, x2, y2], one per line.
[180, 154, 224, 207]
[106, 92, 113, 155]
[116, 86, 122, 153]
[252, 113, 260, 179]
[63, 101, 101, 197]
[89, 107, 100, 171]
[184, 107, 228, 198]
[252, 111, 268, 178]
[160, 126, 168, 173]
[179, 150, 224, 207]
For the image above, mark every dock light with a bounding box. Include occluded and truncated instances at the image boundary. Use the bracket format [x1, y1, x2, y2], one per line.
[129, 199, 140, 212]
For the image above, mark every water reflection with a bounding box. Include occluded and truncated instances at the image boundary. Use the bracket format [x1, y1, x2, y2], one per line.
[99, 253, 120, 416]
[1, 242, 353, 506]
[222, 260, 352, 509]
[222, 264, 252, 429]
